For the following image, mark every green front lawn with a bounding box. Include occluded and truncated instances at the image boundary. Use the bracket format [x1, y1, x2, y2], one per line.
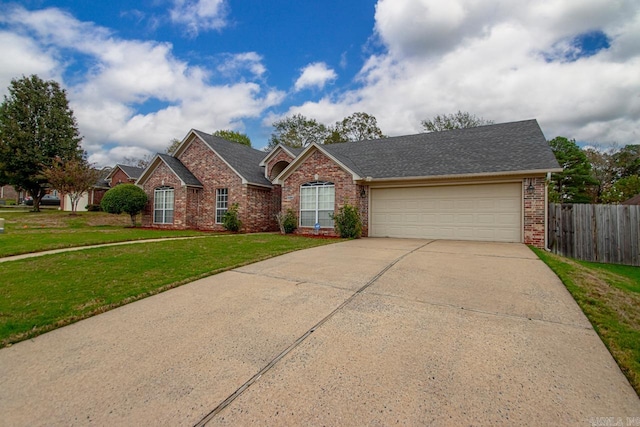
[0, 210, 206, 257]
[0, 234, 336, 347]
[533, 248, 640, 396]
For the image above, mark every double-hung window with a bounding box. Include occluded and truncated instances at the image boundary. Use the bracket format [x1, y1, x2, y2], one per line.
[300, 181, 335, 228]
[154, 187, 174, 224]
[215, 188, 228, 223]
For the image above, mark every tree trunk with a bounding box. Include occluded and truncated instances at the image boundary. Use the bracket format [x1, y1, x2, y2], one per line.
[130, 213, 136, 227]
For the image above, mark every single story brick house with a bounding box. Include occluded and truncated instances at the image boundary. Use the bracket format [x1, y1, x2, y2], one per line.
[106, 164, 144, 186]
[137, 119, 561, 248]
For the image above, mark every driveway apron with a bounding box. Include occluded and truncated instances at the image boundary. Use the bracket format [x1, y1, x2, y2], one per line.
[0, 239, 638, 426]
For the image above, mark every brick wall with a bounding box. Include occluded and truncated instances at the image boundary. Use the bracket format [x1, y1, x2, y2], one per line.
[110, 168, 135, 186]
[179, 137, 249, 231]
[265, 149, 295, 180]
[281, 149, 366, 237]
[523, 177, 546, 248]
[141, 136, 279, 232]
[140, 162, 188, 229]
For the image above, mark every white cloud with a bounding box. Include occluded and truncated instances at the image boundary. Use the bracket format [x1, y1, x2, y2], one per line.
[278, 0, 640, 148]
[294, 62, 337, 92]
[170, 0, 228, 37]
[0, 32, 59, 90]
[217, 52, 266, 78]
[0, 5, 283, 166]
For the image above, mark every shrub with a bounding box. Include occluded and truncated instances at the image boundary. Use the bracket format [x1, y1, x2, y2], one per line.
[86, 204, 101, 212]
[331, 203, 362, 238]
[100, 184, 148, 227]
[282, 209, 297, 233]
[222, 203, 242, 232]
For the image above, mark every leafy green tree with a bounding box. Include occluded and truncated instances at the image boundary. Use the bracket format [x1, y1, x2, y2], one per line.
[100, 184, 148, 227]
[42, 156, 100, 214]
[268, 114, 329, 149]
[421, 110, 494, 132]
[325, 112, 386, 144]
[612, 145, 640, 179]
[548, 137, 598, 203]
[213, 130, 252, 147]
[601, 175, 640, 203]
[0, 75, 84, 211]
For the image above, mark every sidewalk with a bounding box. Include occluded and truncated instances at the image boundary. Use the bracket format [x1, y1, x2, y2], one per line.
[0, 236, 207, 263]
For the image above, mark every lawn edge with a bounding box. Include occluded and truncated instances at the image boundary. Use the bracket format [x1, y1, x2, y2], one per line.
[530, 246, 640, 397]
[1, 236, 338, 348]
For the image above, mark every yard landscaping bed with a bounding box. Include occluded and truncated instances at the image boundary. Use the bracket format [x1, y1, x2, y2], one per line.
[0, 234, 336, 348]
[533, 248, 640, 396]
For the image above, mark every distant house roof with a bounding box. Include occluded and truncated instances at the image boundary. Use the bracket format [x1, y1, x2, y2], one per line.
[136, 154, 203, 188]
[117, 165, 144, 179]
[106, 164, 145, 184]
[191, 130, 272, 187]
[314, 119, 561, 181]
[622, 194, 640, 205]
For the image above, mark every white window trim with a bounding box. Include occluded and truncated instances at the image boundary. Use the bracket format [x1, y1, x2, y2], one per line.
[153, 187, 174, 224]
[215, 188, 228, 224]
[300, 181, 335, 228]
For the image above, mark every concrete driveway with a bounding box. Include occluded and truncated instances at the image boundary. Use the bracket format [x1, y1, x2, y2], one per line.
[0, 239, 638, 426]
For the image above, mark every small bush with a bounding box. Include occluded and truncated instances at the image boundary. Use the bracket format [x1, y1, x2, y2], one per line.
[331, 203, 362, 238]
[101, 184, 148, 227]
[222, 203, 242, 232]
[86, 204, 101, 212]
[282, 209, 297, 233]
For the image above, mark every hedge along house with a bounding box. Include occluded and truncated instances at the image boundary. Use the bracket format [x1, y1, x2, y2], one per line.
[269, 119, 561, 248]
[137, 129, 279, 232]
[137, 120, 560, 248]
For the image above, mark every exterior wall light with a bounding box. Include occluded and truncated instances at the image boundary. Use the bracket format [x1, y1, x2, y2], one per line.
[527, 179, 535, 193]
[360, 187, 366, 198]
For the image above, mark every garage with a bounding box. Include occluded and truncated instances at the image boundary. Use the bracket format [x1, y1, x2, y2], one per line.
[370, 182, 522, 242]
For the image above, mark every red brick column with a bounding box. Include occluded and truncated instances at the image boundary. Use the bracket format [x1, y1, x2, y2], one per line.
[523, 177, 546, 248]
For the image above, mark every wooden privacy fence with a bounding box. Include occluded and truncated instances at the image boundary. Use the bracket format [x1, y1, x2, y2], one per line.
[548, 203, 640, 266]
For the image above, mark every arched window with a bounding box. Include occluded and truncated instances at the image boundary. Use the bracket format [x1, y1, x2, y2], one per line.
[154, 186, 174, 224]
[300, 181, 334, 228]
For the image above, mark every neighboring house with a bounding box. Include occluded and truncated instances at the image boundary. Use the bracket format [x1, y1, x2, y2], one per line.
[106, 164, 144, 186]
[137, 119, 561, 248]
[622, 194, 640, 205]
[61, 167, 112, 211]
[0, 185, 20, 202]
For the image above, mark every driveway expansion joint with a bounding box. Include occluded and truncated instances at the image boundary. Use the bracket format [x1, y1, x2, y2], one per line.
[194, 240, 435, 426]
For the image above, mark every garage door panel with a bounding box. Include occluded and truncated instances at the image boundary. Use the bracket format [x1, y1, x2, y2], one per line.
[370, 183, 522, 243]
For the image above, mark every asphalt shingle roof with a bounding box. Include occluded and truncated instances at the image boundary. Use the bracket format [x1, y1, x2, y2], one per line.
[116, 164, 144, 180]
[321, 119, 560, 179]
[192, 130, 272, 186]
[157, 154, 203, 187]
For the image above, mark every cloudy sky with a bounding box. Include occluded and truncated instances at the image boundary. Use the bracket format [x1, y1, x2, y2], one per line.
[0, 0, 639, 166]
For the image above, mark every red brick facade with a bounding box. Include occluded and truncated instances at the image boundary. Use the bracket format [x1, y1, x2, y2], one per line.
[280, 149, 367, 237]
[523, 177, 546, 248]
[109, 168, 137, 186]
[141, 137, 279, 232]
[139, 136, 549, 248]
[265, 148, 295, 180]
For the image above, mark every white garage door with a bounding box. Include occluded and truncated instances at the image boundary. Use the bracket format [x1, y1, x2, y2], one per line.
[370, 183, 522, 242]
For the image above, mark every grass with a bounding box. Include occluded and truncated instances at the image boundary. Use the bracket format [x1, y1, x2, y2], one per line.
[532, 248, 640, 396]
[0, 233, 336, 347]
[0, 210, 207, 257]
